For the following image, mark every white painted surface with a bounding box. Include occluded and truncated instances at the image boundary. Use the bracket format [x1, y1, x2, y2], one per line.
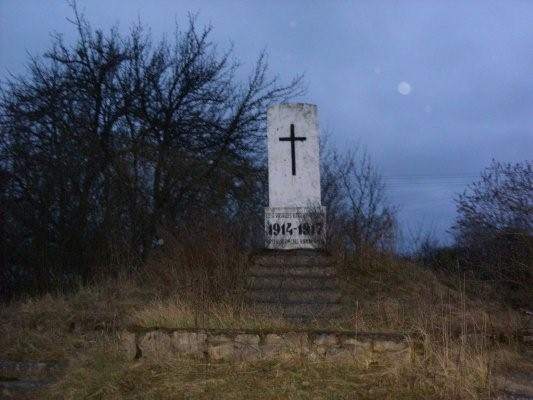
[264, 206, 326, 249]
[267, 104, 321, 207]
[264, 104, 325, 249]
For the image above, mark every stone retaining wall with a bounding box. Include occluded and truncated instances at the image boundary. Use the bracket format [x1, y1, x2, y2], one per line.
[121, 328, 413, 364]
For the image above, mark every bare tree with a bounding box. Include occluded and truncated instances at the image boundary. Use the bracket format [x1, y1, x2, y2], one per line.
[452, 159, 532, 306]
[453, 160, 532, 244]
[321, 140, 397, 253]
[0, 6, 303, 298]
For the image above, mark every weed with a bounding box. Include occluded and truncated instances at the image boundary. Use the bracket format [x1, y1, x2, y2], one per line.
[1, 247, 529, 399]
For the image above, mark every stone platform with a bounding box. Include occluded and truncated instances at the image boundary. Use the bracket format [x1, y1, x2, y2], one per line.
[246, 250, 342, 320]
[0, 360, 60, 399]
[123, 328, 411, 364]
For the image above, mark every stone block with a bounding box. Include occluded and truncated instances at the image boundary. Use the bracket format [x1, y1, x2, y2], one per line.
[324, 347, 354, 362]
[373, 340, 408, 353]
[138, 331, 171, 361]
[0, 360, 60, 381]
[372, 340, 411, 365]
[313, 333, 338, 346]
[261, 334, 285, 358]
[342, 337, 372, 361]
[234, 334, 261, 361]
[119, 331, 137, 360]
[312, 334, 340, 358]
[171, 331, 207, 358]
[265, 104, 325, 250]
[132, 328, 413, 367]
[208, 335, 235, 361]
[283, 332, 309, 356]
[343, 337, 372, 349]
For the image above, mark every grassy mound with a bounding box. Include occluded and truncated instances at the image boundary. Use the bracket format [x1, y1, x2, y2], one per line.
[1, 249, 530, 399]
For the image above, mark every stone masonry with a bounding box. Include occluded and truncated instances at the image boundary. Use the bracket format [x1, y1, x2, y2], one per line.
[122, 328, 412, 364]
[247, 249, 342, 320]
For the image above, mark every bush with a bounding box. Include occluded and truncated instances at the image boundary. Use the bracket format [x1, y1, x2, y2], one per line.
[452, 160, 533, 307]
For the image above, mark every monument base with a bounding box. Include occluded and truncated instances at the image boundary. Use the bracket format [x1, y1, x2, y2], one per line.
[264, 206, 326, 250]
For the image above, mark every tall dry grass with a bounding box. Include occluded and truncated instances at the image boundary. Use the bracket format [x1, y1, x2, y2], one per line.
[142, 221, 252, 304]
[0, 271, 145, 361]
[1, 242, 530, 398]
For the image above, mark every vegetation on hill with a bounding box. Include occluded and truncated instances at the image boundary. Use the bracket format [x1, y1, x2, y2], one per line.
[0, 5, 303, 299]
[0, 5, 531, 399]
[1, 245, 531, 399]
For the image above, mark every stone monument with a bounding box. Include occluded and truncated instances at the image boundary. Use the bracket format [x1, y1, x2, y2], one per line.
[248, 104, 339, 320]
[264, 103, 326, 249]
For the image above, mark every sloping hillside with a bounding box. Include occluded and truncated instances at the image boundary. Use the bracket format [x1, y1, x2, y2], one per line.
[1, 250, 531, 399]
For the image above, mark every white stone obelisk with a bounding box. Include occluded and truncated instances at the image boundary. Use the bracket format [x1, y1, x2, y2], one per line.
[264, 103, 326, 249]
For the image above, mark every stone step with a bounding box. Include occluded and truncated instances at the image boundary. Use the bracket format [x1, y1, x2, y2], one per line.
[247, 250, 342, 320]
[519, 328, 533, 343]
[0, 360, 60, 381]
[0, 360, 60, 399]
[249, 265, 336, 278]
[0, 379, 52, 397]
[251, 302, 343, 319]
[248, 289, 340, 303]
[252, 251, 334, 268]
[248, 276, 339, 290]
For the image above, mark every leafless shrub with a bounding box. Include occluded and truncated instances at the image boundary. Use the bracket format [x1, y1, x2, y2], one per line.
[144, 215, 251, 304]
[321, 140, 397, 255]
[0, 5, 303, 299]
[452, 160, 533, 307]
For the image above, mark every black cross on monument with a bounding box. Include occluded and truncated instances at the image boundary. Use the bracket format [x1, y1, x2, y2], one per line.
[279, 124, 307, 176]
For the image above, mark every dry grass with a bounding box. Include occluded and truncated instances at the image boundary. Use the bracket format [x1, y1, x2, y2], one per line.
[46, 354, 439, 399]
[0, 272, 145, 361]
[1, 248, 530, 399]
[130, 299, 292, 331]
[337, 248, 521, 337]
[143, 224, 251, 303]
[44, 338, 506, 399]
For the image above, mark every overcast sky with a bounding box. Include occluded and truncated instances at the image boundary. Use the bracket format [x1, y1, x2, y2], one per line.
[1, 0, 532, 249]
